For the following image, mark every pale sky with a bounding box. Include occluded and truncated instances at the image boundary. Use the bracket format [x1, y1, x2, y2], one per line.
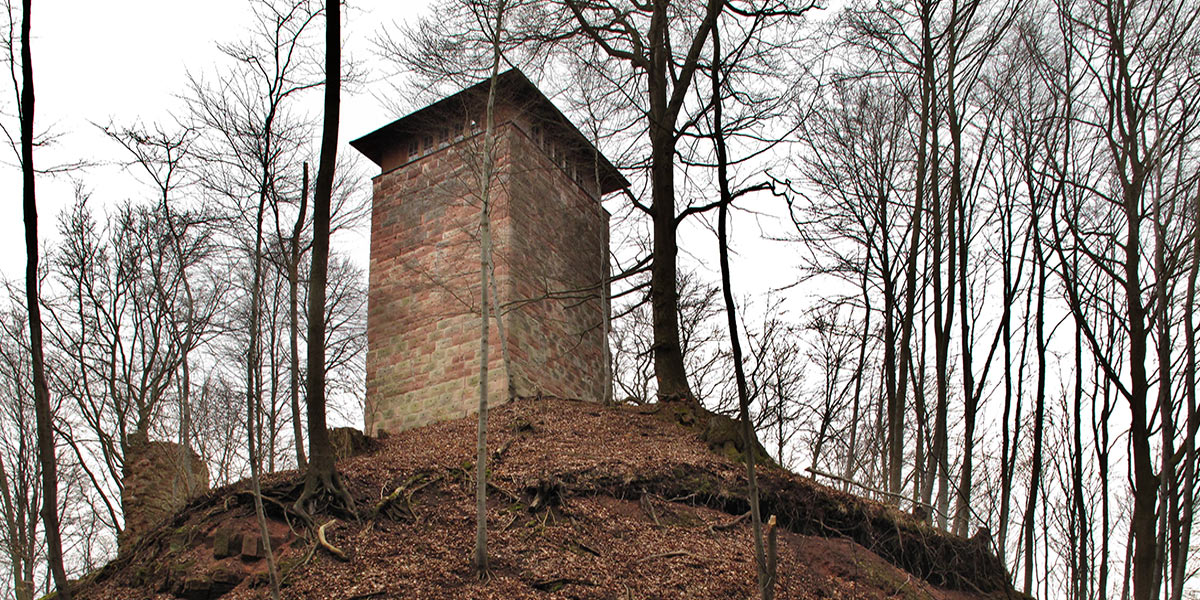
[0, 0, 428, 279]
[0, 0, 804, 314]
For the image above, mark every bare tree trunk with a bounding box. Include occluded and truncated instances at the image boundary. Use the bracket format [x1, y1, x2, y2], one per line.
[996, 192, 1026, 559]
[473, 0, 505, 574]
[289, 164, 309, 468]
[890, 0, 935, 505]
[247, 330, 281, 600]
[927, 104, 952, 529]
[0, 452, 34, 600]
[245, 88, 282, 600]
[1099, 315, 1114, 600]
[18, 1, 70, 595]
[880, 216, 897, 497]
[1023, 222, 1047, 594]
[842, 250, 871, 490]
[474, 194, 493, 573]
[648, 130, 691, 401]
[298, 0, 353, 515]
[1072, 260, 1089, 600]
[948, 16, 976, 533]
[1121, 143, 1157, 600]
[562, 0, 721, 402]
[711, 21, 769, 598]
[1152, 162, 1175, 600]
[1174, 180, 1199, 600]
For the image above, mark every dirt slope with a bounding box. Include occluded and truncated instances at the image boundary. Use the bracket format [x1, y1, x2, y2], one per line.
[76, 398, 1020, 600]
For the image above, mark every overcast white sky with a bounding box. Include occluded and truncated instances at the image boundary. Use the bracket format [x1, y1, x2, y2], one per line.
[0, 0, 803, 314]
[0, 0, 428, 279]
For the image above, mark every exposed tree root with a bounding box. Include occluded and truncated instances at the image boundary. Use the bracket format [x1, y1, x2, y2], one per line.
[293, 468, 357, 524]
[317, 520, 348, 561]
[373, 473, 441, 521]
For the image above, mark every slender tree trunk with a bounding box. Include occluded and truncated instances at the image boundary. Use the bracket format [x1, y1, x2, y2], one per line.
[912, 277, 930, 514]
[1023, 223, 1047, 594]
[247, 328, 281, 600]
[1099, 316, 1113, 600]
[298, 0, 352, 514]
[926, 112, 952, 528]
[289, 164, 309, 468]
[1174, 180, 1199, 600]
[1122, 171, 1157, 600]
[935, 132, 955, 530]
[19, 1, 70, 595]
[267, 305, 281, 474]
[1072, 272, 1089, 600]
[473, 1, 505, 573]
[475, 205, 492, 572]
[712, 22, 767, 597]
[245, 91, 281, 599]
[880, 227, 896, 496]
[997, 200, 1019, 560]
[1152, 165, 1175, 600]
[949, 64, 976, 536]
[890, 0, 935, 505]
[842, 250, 871, 490]
[0, 454, 33, 600]
[1070, 210, 1089, 600]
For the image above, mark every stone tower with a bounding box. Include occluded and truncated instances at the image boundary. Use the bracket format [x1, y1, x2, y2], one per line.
[351, 69, 628, 435]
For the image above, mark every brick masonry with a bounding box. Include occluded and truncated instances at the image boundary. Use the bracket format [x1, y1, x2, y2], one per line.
[360, 97, 614, 435]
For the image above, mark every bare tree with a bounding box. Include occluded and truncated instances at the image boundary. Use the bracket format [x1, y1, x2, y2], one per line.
[282, 163, 309, 469]
[801, 308, 855, 476]
[745, 309, 803, 469]
[551, 0, 723, 401]
[791, 74, 912, 501]
[296, 0, 355, 515]
[1048, 0, 1200, 596]
[13, 0, 70, 594]
[0, 309, 40, 600]
[472, 0, 508, 574]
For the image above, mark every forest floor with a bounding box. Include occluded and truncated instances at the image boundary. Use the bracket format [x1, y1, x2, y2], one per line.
[74, 397, 1024, 600]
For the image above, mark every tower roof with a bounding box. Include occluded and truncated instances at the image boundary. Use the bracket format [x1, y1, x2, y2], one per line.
[350, 68, 630, 196]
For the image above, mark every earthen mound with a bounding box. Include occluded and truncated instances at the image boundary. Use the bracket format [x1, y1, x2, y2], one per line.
[75, 398, 1021, 600]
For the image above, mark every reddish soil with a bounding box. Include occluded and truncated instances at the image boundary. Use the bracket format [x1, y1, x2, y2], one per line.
[76, 398, 1021, 600]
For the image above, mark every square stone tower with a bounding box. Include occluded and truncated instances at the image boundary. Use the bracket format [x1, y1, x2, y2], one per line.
[351, 69, 628, 435]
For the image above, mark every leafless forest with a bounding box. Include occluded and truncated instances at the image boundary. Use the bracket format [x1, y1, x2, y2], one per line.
[1, 0, 1198, 598]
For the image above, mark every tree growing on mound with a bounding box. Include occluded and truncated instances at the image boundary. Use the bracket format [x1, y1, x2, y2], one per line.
[471, 0, 509, 576]
[297, 0, 355, 516]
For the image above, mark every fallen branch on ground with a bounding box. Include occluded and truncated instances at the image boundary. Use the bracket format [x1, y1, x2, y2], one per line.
[640, 495, 661, 527]
[708, 510, 750, 533]
[639, 551, 691, 562]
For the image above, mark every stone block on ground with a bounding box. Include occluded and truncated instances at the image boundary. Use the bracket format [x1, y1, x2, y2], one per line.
[240, 533, 264, 561]
[212, 527, 234, 559]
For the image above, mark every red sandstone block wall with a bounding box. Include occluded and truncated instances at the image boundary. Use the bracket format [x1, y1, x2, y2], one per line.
[366, 119, 610, 434]
[503, 124, 608, 404]
[366, 135, 510, 435]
